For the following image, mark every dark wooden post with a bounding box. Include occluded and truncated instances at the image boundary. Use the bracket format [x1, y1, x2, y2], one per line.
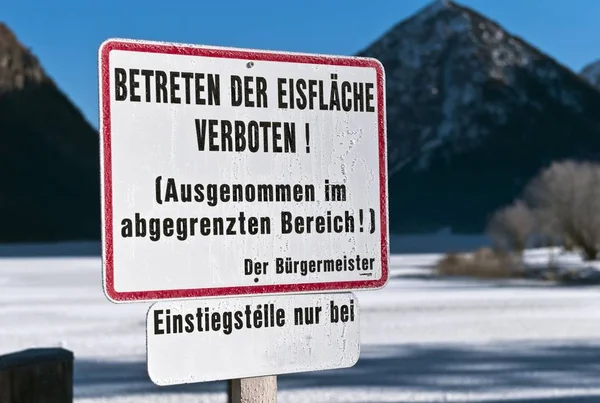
[0, 348, 74, 403]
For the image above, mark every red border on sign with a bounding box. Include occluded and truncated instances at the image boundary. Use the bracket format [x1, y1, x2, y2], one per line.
[99, 39, 388, 302]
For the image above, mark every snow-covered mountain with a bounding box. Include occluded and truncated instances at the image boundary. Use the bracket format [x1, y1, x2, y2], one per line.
[358, 0, 600, 234]
[581, 60, 600, 90]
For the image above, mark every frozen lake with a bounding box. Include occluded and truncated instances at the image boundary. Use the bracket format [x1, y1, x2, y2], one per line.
[1, 243, 600, 402]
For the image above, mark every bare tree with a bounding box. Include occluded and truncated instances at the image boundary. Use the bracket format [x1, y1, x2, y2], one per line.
[523, 160, 600, 261]
[486, 199, 536, 254]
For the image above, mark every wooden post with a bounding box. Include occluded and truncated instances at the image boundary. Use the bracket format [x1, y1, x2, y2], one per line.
[229, 376, 277, 403]
[0, 347, 74, 403]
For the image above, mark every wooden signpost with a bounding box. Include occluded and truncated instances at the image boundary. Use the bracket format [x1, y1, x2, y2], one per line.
[98, 38, 388, 402]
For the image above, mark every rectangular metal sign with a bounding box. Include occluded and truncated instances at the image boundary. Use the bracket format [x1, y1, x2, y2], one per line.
[146, 292, 360, 385]
[99, 38, 388, 302]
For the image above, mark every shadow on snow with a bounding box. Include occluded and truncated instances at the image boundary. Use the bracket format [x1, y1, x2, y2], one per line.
[73, 340, 600, 402]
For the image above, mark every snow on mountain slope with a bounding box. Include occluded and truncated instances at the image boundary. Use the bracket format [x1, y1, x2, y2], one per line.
[581, 59, 600, 90]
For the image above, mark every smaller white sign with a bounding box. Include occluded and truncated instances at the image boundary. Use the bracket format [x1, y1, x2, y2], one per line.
[146, 292, 360, 385]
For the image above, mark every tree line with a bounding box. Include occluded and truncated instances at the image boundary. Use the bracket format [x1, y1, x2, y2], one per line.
[486, 160, 600, 261]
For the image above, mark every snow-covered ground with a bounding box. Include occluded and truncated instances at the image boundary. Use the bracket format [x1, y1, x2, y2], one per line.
[1, 237, 600, 402]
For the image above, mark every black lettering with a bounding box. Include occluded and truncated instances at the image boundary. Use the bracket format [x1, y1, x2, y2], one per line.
[330, 301, 339, 323]
[221, 120, 233, 151]
[223, 312, 233, 335]
[341, 82, 352, 111]
[112, 68, 221, 105]
[180, 184, 192, 203]
[256, 76, 268, 107]
[195, 119, 207, 151]
[195, 73, 206, 105]
[170, 71, 181, 104]
[211, 312, 221, 331]
[234, 311, 244, 329]
[181, 72, 194, 104]
[329, 74, 340, 111]
[294, 307, 304, 325]
[129, 69, 141, 102]
[114, 68, 127, 101]
[165, 309, 171, 333]
[276, 308, 285, 326]
[244, 76, 254, 107]
[140, 70, 154, 102]
[121, 219, 132, 238]
[208, 119, 219, 151]
[353, 82, 364, 112]
[154, 310, 164, 334]
[196, 308, 203, 331]
[277, 78, 287, 108]
[163, 218, 174, 236]
[164, 178, 179, 202]
[231, 75, 242, 106]
[253, 305, 263, 328]
[227, 217, 237, 235]
[155, 71, 168, 103]
[365, 82, 375, 112]
[148, 218, 161, 241]
[245, 305, 252, 328]
[185, 314, 194, 333]
[272, 122, 281, 152]
[318, 80, 328, 110]
[308, 79, 317, 110]
[135, 213, 146, 236]
[296, 79, 307, 109]
[207, 74, 220, 105]
[172, 314, 183, 333]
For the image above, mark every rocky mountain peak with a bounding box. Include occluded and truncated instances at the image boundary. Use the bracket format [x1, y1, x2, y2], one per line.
[357, 0, 600, 233]
[0, 22, 101, 243]
[0, 23, 47, 95]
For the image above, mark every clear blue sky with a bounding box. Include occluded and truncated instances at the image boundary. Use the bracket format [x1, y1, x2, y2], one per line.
[4, 0, 600, 130]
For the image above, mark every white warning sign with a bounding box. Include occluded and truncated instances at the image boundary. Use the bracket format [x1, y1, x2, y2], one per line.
[98, 38, 388, 302]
